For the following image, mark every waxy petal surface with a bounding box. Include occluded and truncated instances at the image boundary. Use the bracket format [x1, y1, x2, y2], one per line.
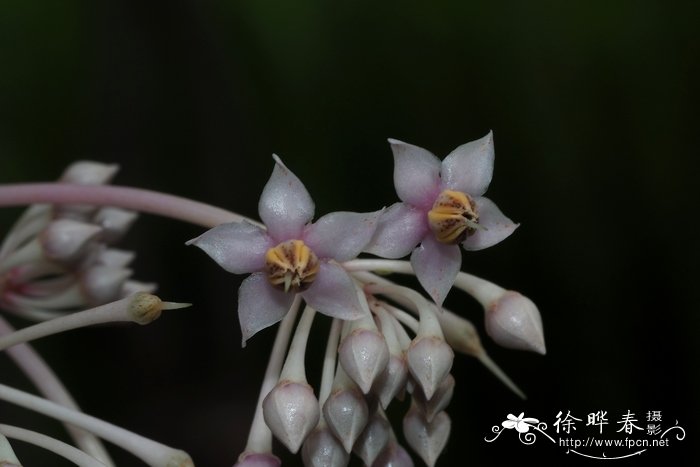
[304, 210, 382, 262]
[238, 273, 294, 345]
[389, 139, 441, 208]
[258, 155, 315, 241]
[410, 235, 461, 306]
[364, 202, 427, 259]
[302, 261, 367, 320]
[440, 131, 494, 196]
[187, 222, 271, 274]
[461, 197, 518, 251]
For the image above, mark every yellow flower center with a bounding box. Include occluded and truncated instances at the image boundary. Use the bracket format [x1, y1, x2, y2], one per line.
[264, 240, 320, 293]
[427, 190, 479, 244]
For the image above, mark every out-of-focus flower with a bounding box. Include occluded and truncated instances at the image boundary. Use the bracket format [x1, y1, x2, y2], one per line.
[366, 133, 517, 305]
[188, 155, 381, 344]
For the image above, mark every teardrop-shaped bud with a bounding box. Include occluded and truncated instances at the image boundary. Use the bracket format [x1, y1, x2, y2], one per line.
[373, 354, 409, 410]
[41, 219, 102, 264]
[323, 386, 369, 452]
[262, 380, 320, 454]
[403, 407, 451, 467]
[412, 374, 455, 423]
[60, 161, 119, 185]
[372, 439, 414, 467]
[485, 291, 545, 354]
[94, 248, 136, 268]
[93, 207, 138, 243]
[353, 411, 391, 466]
[81, 266, 132, 305]
[406, 336, 453, 400]
[339, 329, 390, 394]
[301, 424, 350, 467]
[233, 452, 282, 467]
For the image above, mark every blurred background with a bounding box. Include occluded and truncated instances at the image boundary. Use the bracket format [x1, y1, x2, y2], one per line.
[0, 1, 698, 465]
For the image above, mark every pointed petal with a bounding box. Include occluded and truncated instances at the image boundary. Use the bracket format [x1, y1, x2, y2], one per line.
[364, 202, 427, 259]
[238, 273, 294, 345]
[302, 262, 366, 320]
[410, 236, 461, 306]
[187, 222, 271, 274]
[502, 421, 517, 429]
[389, 139, 441, 208]
[461, 197, 518, 251]
[440, 131, 494, 196]
[259, 155, 315, 241]
[304, 210, 383, 262]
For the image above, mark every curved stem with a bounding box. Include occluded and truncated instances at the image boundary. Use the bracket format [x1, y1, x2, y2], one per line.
[318, 319, 342, 405]
[0, 424, 106, 467]
[0, 183, 259, 229]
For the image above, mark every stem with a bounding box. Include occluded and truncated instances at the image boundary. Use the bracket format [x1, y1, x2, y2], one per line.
[318, 319, 342, 405]
[0, 383, 192, 467]
[279, 306, 317, 382]
[0, 315, 114, 465]
[0, 183, 258, 229]
[0, 424, 106, 467]
[245, 295, 301, 454]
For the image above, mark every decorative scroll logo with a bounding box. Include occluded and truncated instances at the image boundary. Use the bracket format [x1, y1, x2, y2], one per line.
[485, 410, 686, 460]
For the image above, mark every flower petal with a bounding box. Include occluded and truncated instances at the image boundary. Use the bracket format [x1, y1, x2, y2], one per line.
[238, 273, 295, 346]
[301, 262, 368, 320]
[186, 221, 272, 274]
[461, 197, 518, 251]
[364, 202, 427, 259]
[258, 155, 315, 241]
[410, 236, 461, 307]
[515, 422, 530, 433]
[389, 139, 441, 208]
[440, 131, 494, 196]
[502, 421, 517, 429]
[304, 210, 383, 262]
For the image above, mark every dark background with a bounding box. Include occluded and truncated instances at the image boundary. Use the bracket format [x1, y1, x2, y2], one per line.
[0, 1, 697, 466]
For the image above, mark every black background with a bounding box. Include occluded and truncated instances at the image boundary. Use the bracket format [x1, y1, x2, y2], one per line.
[0, 1, 697, 466]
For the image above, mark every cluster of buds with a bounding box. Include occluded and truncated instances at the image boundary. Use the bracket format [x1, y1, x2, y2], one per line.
[0, 161, 153, 322]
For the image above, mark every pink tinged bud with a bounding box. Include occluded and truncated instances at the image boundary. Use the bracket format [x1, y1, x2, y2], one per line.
[233, 452, 282, 467]
[353, 411, 391, 466]
[406, 337, 454, 400]
[373, 354, 409, 410]
[372, 440, 414, 467]
[262, 381, 320, 454]
[81, 266, 132, 305]
[301, 425, 350, 467]
[322, 387, 369, 453]
[41, 219, 102, 263]
[93, 207, 138, 243]
[338, 329, 390, 394]
[412, 374, 455, 423]
[485, 291, 546, 355]
[60, 161, 119, 185]
[403, 407, 451, 467]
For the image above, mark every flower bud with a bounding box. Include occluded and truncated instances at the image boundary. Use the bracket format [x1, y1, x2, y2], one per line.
[41, 219, 102, 264]
[93, 207, 138, 243]
[372, 439, 414, 467]
[412, 374, 454, 423]
[262, 380, 320, 454]
[403, 406, 450, 467]
[485, 291, 545, 354]
[0, 433, 21, 466]
[338, 327, 390, 394]
[301, 425, 350, 467]
[323, 385, 369, 452]
[233, 452, 281, 467]
[94, 248, 136, 268]
[372, 354, 408, 410]
[406, 336, 453, 400]
[81, 266, 132, 305]
[353, 411, 391, 466]
[60, 161, 119, 185]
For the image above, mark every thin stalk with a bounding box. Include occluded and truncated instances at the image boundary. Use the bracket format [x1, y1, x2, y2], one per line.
[279, 306, 317, 382]
[318, 319, 342, 405]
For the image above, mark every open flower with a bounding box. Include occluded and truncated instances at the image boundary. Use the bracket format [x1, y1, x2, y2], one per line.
[188, 155, 381, 345]
[365, 132, 518, 305]
[501, 412, 539, 433]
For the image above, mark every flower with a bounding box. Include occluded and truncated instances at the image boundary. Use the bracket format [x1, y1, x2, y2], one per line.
[188, 155, 381, 345]
[365, 132, 518, 306]
[502, 412, 539, 433]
